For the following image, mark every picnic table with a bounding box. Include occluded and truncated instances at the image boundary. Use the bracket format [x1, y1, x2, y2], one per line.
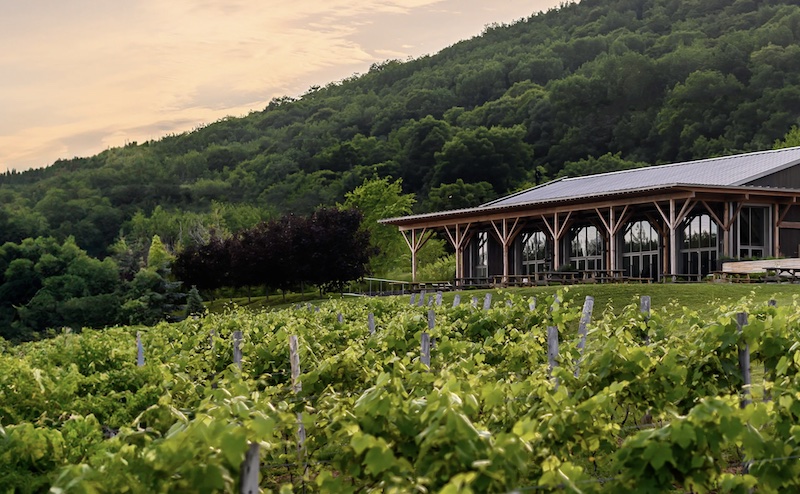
[712, 271, 761, 283]
[762, 266, 800, 283]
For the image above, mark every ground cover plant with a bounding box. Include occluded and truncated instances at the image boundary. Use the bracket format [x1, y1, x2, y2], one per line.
[3, 286, 800, 492]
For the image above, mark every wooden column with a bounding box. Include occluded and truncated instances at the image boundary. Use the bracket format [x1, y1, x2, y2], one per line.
[595, 206, 629, 273]
[491, 217, 523, 285]
[700, 200, 741, 259]
[542, 212, 571, 270]
[669, 199, 677, 276]
[723, 202, 731, 257]
[775, 203, 781, 257]
[444, 223, 473, 285]
[401, 228, 433, 282]
[654, 197, 695, 276]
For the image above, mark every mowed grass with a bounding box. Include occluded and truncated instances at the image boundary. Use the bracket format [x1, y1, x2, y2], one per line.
[207, 282, 800, 317]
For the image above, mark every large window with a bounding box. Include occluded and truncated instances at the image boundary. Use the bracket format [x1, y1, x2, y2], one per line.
[738, 206, 769, 259]
[521, 231, 548, 276]
[681, 214, 718, 276]
[570, 225, 603, 271]
[622, 220, 659, 280]
[475, 232, 488, 278]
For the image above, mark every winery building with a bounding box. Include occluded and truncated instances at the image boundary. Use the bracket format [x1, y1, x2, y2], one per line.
[380, 146, 800, 284]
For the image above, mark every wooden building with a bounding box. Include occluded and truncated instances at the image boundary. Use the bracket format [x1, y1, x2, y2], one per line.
[380, 146, 800, 284]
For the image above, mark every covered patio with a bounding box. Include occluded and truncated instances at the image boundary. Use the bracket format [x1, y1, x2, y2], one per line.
[380, 146, 800, 286]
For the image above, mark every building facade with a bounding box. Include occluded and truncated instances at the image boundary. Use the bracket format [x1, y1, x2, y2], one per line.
[381, 146, 800, 283]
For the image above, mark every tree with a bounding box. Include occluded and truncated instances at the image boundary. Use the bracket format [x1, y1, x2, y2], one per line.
[556, 153, 649, 178]
[0, 237, 124, 340]
[341, 177, 415, 275]
[147, 235, 173, 272]
[424, 180, 497, 211]
[775, 126, 800, 149]
[305, 208, 375, 292]
[432, 126, 533, 193]
[172, 234, 231, 292]
[184, 286, 205, 318]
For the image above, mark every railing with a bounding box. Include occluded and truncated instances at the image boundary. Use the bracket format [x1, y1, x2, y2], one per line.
[344, 278, 455, 296]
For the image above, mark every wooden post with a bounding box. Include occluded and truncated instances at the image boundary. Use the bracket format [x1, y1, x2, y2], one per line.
[136, 332, 144, 367]
[574, 296, 595, 378]
[483, 293, 492, 310]
[640, 296, 651, 318]
[368, 313, 375, 334]
[402, 228, 433, 282]
[428, 295, 434, 306]
[452, 294, 461, 307]
[472, 296, 478, 307]
[444, 223, 473, 286]
[288, 335, 306, 449]
[550, 294, 560, 313]
[436, 291, 443, 306]
[669, 199, 677, 277]
[737, 312, 751, 408]
[641, 295, 651, 344]
[240, 442, 260, 494]
[547, 326, 559, 381]
[421, 333, 431, 368]
[233, 331, 243, 369]
[418, 290, 426, 307]
[410, 293, 416, 305]
[337, 313, 344, 324]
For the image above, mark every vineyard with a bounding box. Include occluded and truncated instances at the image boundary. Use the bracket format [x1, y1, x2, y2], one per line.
[2, 289, 800, 493]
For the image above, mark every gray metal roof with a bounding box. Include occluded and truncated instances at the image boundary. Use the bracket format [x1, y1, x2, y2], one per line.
[486, 146, 800, 208]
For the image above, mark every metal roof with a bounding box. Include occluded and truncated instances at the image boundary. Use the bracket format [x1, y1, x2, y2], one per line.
[486, 146, 800, 208]
[380, 183, 800, 226]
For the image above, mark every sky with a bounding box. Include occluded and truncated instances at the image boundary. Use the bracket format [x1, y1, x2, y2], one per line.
[0, 0, 565, 173]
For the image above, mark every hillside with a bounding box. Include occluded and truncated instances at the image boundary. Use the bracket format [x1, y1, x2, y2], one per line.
[2, 0, 800, 257]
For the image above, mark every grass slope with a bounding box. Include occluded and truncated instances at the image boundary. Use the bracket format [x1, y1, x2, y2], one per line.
[207, 282, 800, 318]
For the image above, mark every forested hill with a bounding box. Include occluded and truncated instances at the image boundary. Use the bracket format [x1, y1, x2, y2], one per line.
[2, 0, 800, 257]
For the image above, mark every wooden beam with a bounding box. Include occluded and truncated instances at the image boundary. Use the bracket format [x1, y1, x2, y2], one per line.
[613, 205, 631, 235]
[395, 191, 696, 231]
[675, 199, 696, 226]
[700, 201, 725, 231]
[401, 228, 433, 282]
[775, 203, 781, 257]
[778, 221, 800, 229]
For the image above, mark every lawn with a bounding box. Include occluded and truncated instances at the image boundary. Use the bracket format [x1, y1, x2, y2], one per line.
[206, 282, 800, 317]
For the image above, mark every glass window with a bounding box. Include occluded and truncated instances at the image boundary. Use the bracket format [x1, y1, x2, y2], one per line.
[569, 226, 603, 271]
[475, 232, 488, 278]
[738, 206, 768, 259]
[680, 214, 719, 276]
[623, 220, 660, 280]
[521, 231, 548, 275]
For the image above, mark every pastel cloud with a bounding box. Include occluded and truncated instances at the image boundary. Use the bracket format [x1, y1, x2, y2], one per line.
[0, 0, 561, 172]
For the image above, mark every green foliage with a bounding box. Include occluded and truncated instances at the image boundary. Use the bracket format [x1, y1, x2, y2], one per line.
[417, 254, 456, 281]
[557, 152, 649, 178]
[424, 179, 497, 211]
[2, 293, 800, 491]
[184, 286, 205, 318]
[146, 234, 173, 272]
[775, 125, 800, 149]
[341, 177, 415, 275]
[0, 237, 124, 340]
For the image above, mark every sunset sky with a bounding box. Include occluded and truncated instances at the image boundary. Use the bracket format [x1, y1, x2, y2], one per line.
[0, 0, 564, 173]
